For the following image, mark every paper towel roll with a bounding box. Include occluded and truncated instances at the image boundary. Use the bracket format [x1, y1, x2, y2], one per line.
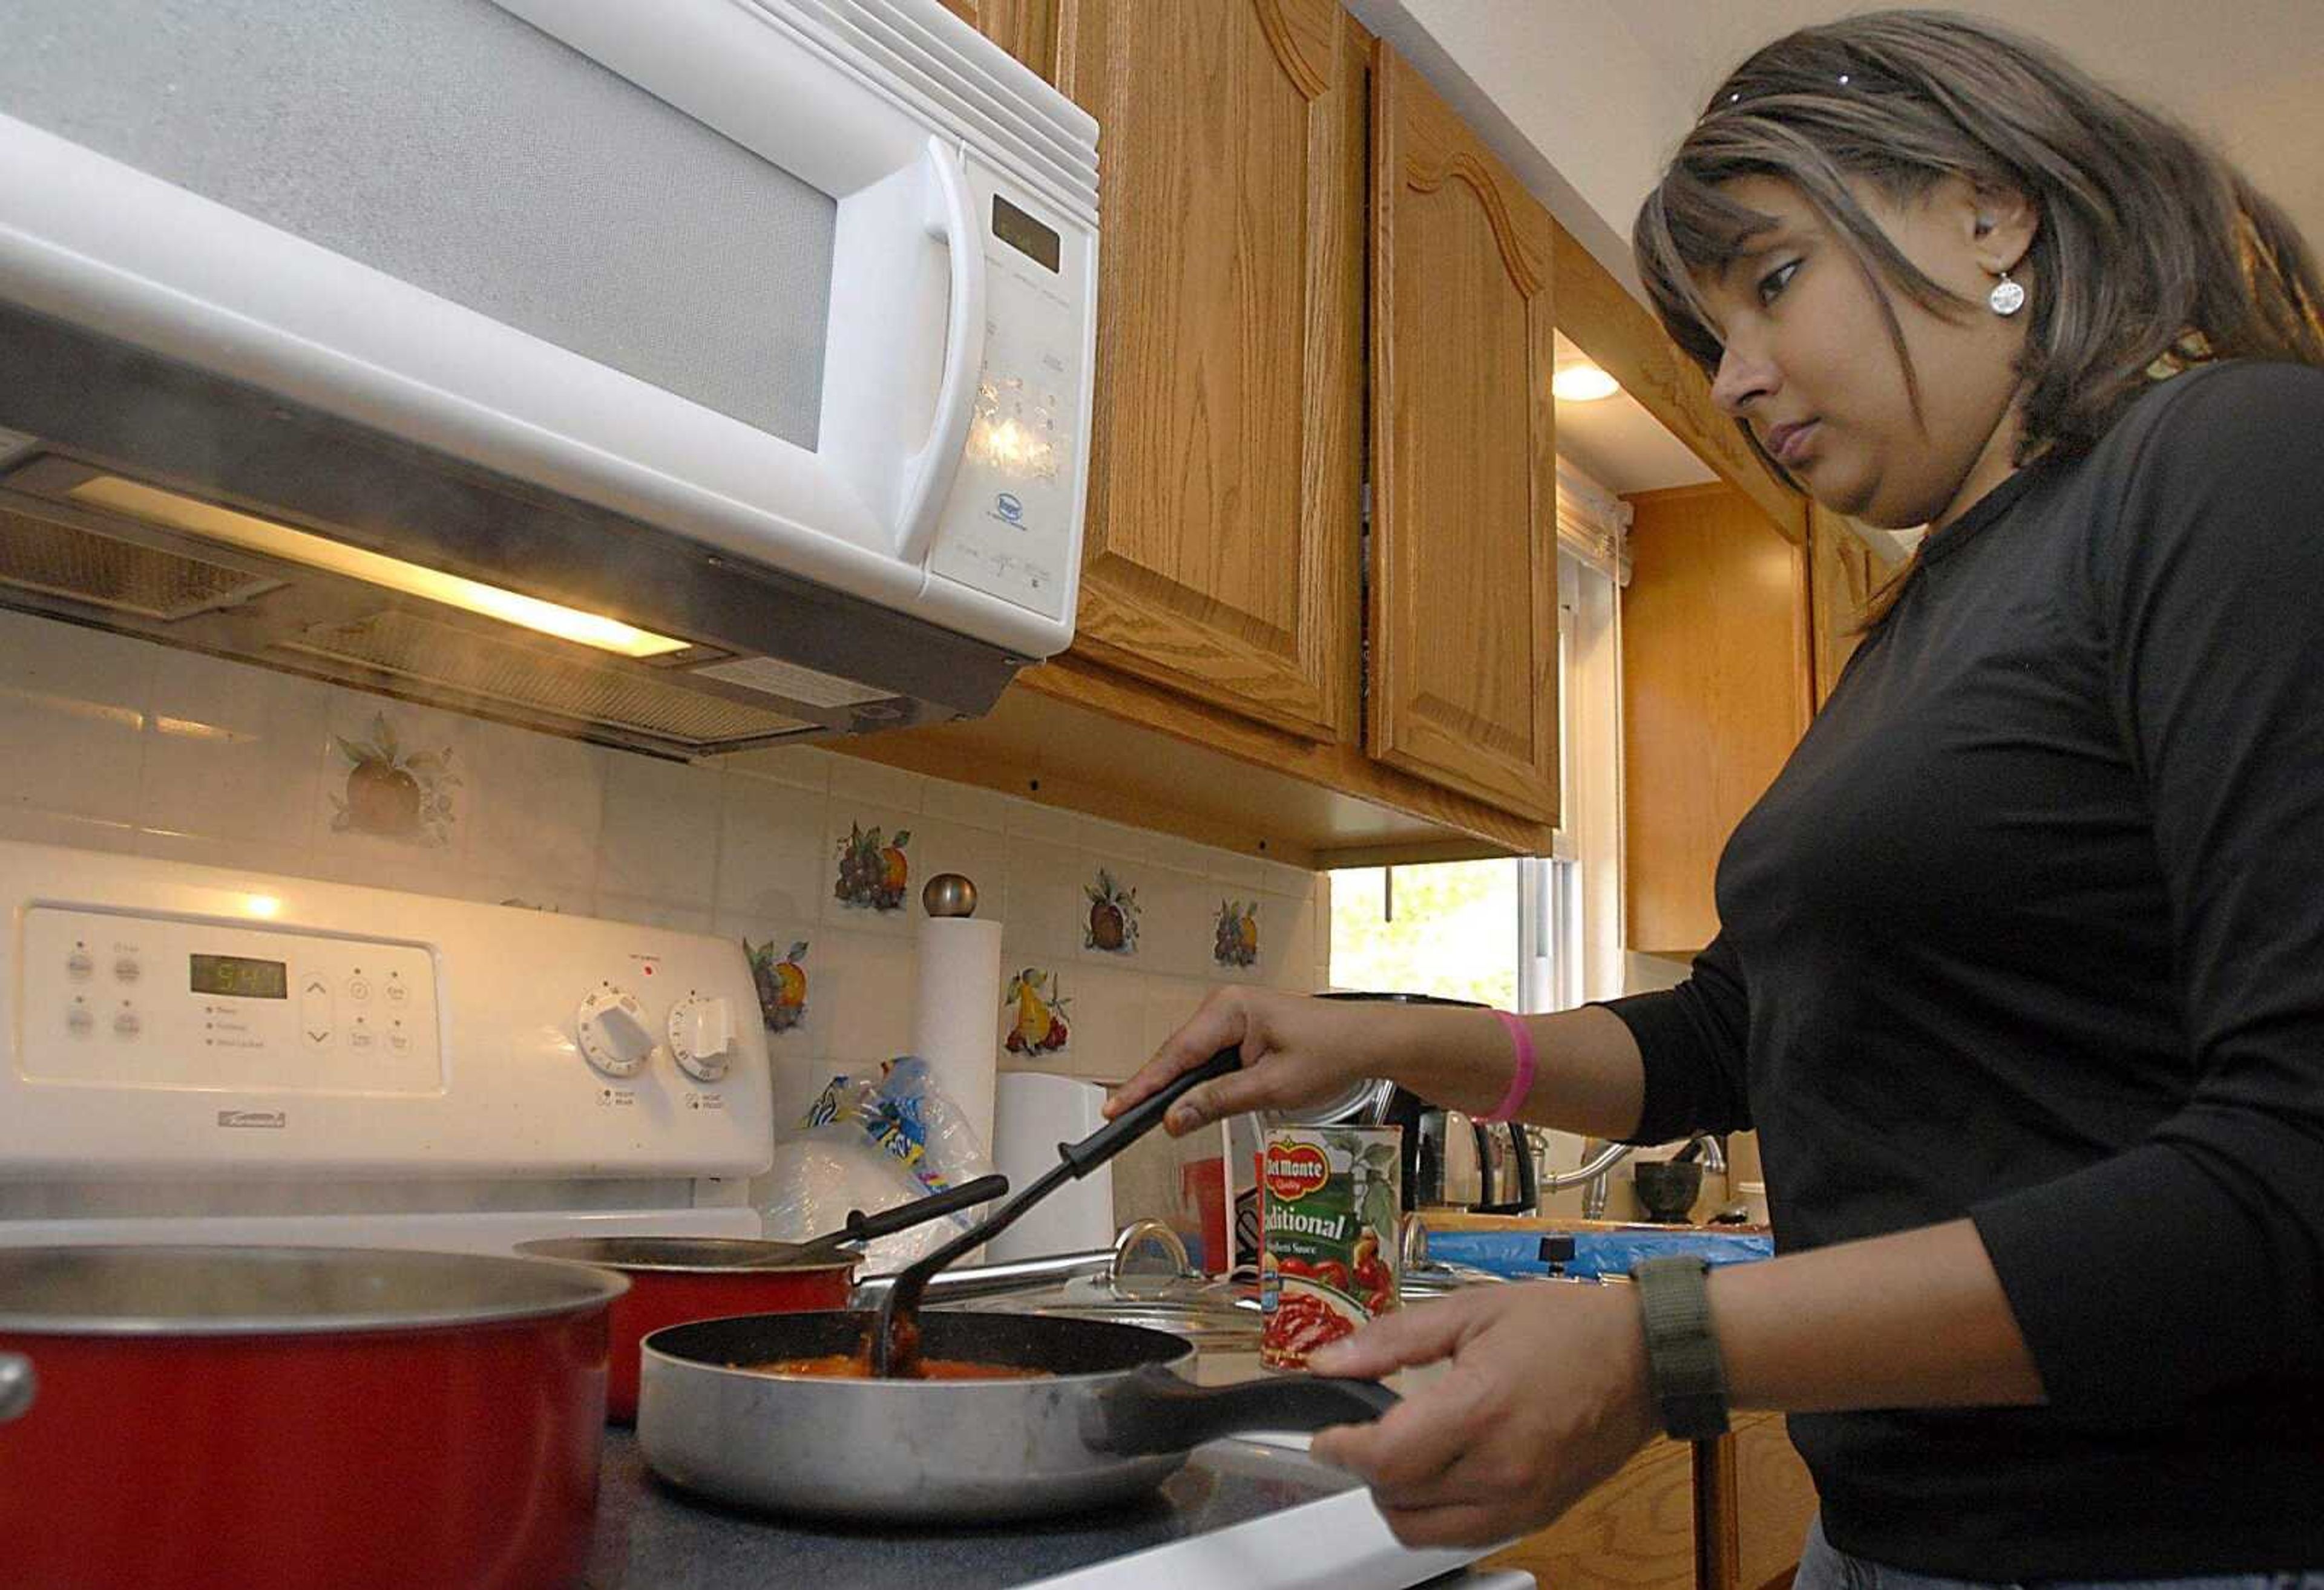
[985, 1072, 1115, 1264]
[911, 913, 1004, 1154]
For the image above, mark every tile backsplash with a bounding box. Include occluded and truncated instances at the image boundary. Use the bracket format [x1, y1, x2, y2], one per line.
[0, 610, 1330, 1144]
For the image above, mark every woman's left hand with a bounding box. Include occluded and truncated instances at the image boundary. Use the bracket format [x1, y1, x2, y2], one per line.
[1305, 1280, 1659, 1548]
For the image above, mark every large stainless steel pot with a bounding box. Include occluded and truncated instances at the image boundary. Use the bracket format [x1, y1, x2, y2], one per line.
[637, 1309, 1394, 1522]
[0, 1245, 626, 1590]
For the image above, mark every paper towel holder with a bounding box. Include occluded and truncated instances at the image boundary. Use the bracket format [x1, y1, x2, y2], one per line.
[923, 872, 979, 918]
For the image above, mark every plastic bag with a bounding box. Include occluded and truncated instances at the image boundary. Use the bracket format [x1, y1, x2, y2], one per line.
[1420, 1226, 1773, 1281]
[756, 1057, 999, 1271]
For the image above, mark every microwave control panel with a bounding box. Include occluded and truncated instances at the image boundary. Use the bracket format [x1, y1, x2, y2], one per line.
[925, 162, 1092, 626]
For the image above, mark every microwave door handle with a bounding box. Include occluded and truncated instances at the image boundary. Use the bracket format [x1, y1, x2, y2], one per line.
[893, 136, 989, 566]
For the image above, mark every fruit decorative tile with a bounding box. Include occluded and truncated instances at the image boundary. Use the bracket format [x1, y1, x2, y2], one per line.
[1083, 867, 1141, 955]
[1212, 898, 1259, 969]
[833, 822, 911, 912]
[746, 938, 810, 1033]
[329, 710, 458, 846]
[1004, 966, 1071, 1055]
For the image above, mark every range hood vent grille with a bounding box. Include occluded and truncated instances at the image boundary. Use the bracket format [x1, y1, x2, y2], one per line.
[275, 608, 813, 749]
[0, 504, 280, 620]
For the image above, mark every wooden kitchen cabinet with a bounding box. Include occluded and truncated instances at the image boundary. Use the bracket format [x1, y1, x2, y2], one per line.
[852, 5, 1802, 865]
[1048, 0, 1366, 744]
[936, 0, 1059, 77]
[1482, 1435, 1700, 1590]
[1807, 504, 1906, 707]
[1367, 43, 1563, 824]
[1480, 1413, 1817, 1590]
[1622, 482, 1813, 954]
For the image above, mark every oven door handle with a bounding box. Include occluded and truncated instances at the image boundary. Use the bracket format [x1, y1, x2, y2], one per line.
[894, 135, 988, 567]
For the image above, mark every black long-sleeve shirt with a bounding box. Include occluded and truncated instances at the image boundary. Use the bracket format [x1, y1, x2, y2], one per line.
[1602, 360, 2324, 1579]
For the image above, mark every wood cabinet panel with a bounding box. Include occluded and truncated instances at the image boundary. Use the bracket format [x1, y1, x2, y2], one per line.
[937, 0, 1059, 78]
[1480, 1436, 1699, 1590]
[1807, 505, 1905, 708]
[1052, 0, 1364, 742]
[1733, 1413, 1818, 1590]
[1368, 44, 1561, 823]
[1622, 483, 1812, 954]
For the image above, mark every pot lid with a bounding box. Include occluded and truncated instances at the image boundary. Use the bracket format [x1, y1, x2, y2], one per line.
[514, 1235, 855, 1275]
[0, 1245, 628, 1336]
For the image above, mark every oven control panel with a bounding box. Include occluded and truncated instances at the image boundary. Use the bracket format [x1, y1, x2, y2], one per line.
[24, 907, 442, 1094]
[0, 840, 772, 1178]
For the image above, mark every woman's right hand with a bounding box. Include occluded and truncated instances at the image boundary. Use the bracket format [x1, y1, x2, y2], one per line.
[1102, 987, 1388, 1136]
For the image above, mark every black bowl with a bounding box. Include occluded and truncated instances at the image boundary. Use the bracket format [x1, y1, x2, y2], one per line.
[1632, 1160, 1703, 1223]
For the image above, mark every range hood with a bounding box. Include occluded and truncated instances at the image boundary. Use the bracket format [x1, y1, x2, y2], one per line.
[0, 304, 1027, 759]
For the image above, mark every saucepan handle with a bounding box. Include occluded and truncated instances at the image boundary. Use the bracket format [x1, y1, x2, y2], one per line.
[842, 1173, 1011, 1246]
[0, 1352, 35, 1424]
[1086, 1364, 1398, 1456]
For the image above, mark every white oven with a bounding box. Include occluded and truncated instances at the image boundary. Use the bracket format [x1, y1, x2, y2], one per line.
[0, 0, 1098, 753]
[0, 839, 1534, 1590]
[0, 839, 772, 1250]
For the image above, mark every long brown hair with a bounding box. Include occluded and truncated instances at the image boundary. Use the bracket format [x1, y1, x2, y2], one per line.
[1632, 9, 2324, 617]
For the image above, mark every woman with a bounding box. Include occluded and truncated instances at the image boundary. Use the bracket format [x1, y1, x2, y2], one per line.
[1107, 10, 2324, 1582]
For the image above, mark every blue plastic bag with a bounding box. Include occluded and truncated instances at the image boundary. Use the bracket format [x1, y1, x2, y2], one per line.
[1422, 1226, 1773, 1281]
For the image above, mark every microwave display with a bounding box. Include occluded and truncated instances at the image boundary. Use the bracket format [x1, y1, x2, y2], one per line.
[992, 194, 1060, 273]
[190, 953, 289, 1000]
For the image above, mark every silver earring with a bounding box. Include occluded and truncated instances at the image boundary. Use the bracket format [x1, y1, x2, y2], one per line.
[1989, 270, 2026, 317]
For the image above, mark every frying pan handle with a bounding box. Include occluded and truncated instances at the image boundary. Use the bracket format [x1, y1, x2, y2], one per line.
[843, 1173, 1011, 1246]
[0, 1352, 34, 1424]
[1086, 1364, 1398, 1456]
[1057, 1047, 1242, 1177]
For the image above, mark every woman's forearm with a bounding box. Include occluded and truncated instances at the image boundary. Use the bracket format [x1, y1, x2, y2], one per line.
[1710, 1217, 2046, 1410]
[1388, 1004, 1647, 1141]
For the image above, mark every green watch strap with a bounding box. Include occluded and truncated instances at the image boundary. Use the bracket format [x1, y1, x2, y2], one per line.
[1631, 1254, 1731, 1441]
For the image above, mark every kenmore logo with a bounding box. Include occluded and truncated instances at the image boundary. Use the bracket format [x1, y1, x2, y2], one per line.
[217, 1110, 287, 1130]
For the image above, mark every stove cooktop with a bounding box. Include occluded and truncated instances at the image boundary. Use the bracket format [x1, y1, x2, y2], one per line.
[585, 1424, 1508, 1590]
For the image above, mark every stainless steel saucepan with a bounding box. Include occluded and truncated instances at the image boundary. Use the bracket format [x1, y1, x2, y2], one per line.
[637, 1307, 1396, 1522]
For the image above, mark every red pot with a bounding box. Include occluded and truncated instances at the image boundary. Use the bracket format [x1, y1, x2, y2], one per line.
[516, 1237, 853, 1422]
[0, 1245, 626, 1590]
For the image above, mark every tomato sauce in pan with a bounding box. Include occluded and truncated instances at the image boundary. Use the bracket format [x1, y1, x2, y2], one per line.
[736, 1353, 1049, 1381]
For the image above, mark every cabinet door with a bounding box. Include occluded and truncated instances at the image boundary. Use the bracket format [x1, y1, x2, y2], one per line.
[1051, 0, 1364, 742]
[1807, 504, 1903, 708]
[1622, 484, 1813, 955]
[1368, 45, 1561, 823]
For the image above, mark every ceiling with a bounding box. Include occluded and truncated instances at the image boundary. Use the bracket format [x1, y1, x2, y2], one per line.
[1359, 0, 2324, 496]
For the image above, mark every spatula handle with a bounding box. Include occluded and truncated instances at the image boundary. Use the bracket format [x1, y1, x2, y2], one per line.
[1056, 1047, 1242, 1177]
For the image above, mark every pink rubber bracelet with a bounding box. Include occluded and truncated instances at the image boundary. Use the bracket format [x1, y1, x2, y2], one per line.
[1479, 1010, 1537, 1124]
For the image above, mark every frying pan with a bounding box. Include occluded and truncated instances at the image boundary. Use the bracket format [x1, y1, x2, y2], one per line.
[517, 1171, 1007, 1421]
[637, 1047, 1397, 1521]
[637, 1308, 1396, 1521]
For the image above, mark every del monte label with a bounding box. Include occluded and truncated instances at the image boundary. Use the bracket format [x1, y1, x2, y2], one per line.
[1263, 1139, 1330, 1202]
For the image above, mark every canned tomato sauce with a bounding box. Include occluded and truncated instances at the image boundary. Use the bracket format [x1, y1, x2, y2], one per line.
[1259, 1125, 1400, 1369]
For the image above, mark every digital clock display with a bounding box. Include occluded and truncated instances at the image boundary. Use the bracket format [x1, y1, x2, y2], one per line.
[991, 194, 1060, 273]
[190, 953, 289, 999]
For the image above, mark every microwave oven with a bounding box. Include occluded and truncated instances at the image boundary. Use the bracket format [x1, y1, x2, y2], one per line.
[0, 0, 1098, 757]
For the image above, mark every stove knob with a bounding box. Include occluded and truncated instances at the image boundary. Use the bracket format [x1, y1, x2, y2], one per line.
[667, 995, 734, 1082]
[576, 986, 656, 1078]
